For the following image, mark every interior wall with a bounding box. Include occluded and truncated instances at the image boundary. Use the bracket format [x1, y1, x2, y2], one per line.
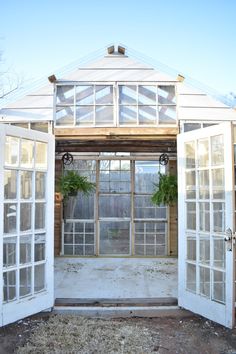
[54, 153, 178, 257]
[54, 159, 63, 256]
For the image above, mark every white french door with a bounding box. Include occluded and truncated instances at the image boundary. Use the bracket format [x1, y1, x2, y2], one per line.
[178, 122, 235, 328]
[0, 124, 55, 326]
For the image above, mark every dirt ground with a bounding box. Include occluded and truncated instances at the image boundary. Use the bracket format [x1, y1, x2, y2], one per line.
[0, 313, 236, 354]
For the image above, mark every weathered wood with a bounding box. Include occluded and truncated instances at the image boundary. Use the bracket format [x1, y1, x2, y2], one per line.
[56, 139, 177, 153]
[54, 297, 178, 307]
[54, 127, 179, 137]
[54, 159, 63, 256]
[169, 160, 178, 256]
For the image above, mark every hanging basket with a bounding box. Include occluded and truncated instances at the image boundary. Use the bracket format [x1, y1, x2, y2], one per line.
[151, 172, 178, 206]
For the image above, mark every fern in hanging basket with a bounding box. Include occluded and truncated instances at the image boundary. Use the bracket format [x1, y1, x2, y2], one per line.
[151, 173, 178, 206]
[59, 170, 96, 200]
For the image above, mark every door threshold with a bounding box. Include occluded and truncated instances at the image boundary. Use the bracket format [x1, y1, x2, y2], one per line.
[54, 297, 178, 307]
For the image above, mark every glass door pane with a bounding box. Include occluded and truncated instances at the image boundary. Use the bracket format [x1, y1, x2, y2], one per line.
[178, 122, 235, 328]
[99, 221, 130, 255]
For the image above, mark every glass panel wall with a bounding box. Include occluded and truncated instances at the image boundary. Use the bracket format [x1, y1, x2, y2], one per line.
[3, 135, 48, 303]
[184, 134, 226, 303]
[56, 84, 177, 127]
[118, 85, 176, 125]
[56, 85, 114, 126]
[62, 154, 169, 257]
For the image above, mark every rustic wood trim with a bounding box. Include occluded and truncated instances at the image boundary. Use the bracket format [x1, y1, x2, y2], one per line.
[54, 126, 179, 137]
[54, 297, 178, 307]
[54, 159, 63, 256]
[55, 139, 177, 153]
[168, 160, 178, 256]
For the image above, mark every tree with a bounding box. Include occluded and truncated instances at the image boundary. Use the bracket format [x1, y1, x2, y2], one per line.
[0, 47, 24, 100]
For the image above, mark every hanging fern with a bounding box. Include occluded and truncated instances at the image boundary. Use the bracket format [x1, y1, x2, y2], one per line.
[151, 173, 178, 206]
[59, 170, 95, 200]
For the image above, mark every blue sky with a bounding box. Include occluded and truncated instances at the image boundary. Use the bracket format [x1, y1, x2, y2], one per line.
[1, 0, 236, 95]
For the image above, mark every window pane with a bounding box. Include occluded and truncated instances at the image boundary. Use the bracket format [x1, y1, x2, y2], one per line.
[198, 139, 209, 167]
[212, 168, 225, 199]
[213, 270, 225, 303]
[4, 203, 17, 233]
[34, 264, 45, 292]
[95, 106, 113, 125]
[99, 160, 131, 193]
[11, 123, 28, 129]
[20, 203, 32, 231]
[21, 139, 34, 168]
[65, 233, 74, 244]
[199, 202, 210, 232]
[199, 236, 210, 265]
[35, 142, 47, 169]
[64, 245, 73, 255]
[20, 235, 32, 264]
[3, 237, 17, 267]
[213, 202, 225, 233]
[64, 193, 94, 219]
[35, 234, 46, 261]
[187, 237, 196, 261]
[76, 86, 93, 105]
[134, 196, 166, 219]
[135, 161, 159, 193]
[57, 85, 74, 104]
[35, 203, 45, 229]
[20, 267, 32, 297]
[74, 246, 83, 255]
[158, 106, 176, 124]
[21, 171, 32, 199]
[138, 86, 156, 104]
[200, 267, 210, 298]
[4, 170, 17, 199]
[199, 170, 209, 199]
[85, 245, 94, 255]
[185, 171, 196, 199]
[134, 221, 166, 256]
[76, 106, 94, 126]
[213, 237, 225, 269]
[186, 202, 196, 230]
[211, 135, 224, 166]
[185, 141, 195, 169]
[158, 86, 176, 104]
[183, 123, 201, 132]
[138, 106, 156, 125]
[5, 136, 19, 166]
[186, 263, 196, 293]
[119, 106, 137, 125]
[3, 271, 16, 302]
[99, 195, 131, 218]
[56, 106, 74, 125]
[119, 85, 137, 104]
[99, 221, 130, 255]
[35, 172, 46, 199]
[95, 85, 113, 104]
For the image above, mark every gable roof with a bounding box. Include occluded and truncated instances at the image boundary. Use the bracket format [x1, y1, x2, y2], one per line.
[0, 45, 236, 123]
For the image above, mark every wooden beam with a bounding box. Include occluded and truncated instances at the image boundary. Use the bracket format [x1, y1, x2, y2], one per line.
[56, 139, 177, 153]
[54, 126, 179, 138]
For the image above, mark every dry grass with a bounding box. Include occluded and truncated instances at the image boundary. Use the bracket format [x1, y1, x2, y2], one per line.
[17, 315, 161, 354]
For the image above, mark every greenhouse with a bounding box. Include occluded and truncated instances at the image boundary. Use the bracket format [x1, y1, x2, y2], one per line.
[0, 45, 236, 328]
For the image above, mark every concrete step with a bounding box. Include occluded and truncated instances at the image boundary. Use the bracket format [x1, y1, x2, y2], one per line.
[53, 297, 192, 318]
[53, 305, 192, 318]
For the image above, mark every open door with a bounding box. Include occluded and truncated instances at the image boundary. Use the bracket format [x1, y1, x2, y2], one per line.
[178, 122, 235, 328]
[0, 124, 55, 326]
